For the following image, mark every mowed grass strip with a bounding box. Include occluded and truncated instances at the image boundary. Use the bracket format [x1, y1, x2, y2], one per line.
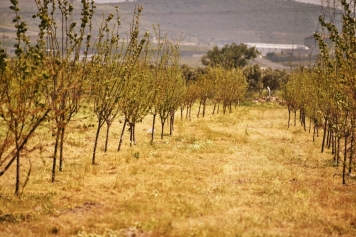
[0, 105, 355, 237]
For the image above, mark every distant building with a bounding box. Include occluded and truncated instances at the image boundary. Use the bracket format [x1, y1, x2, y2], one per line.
[245, 43, 309, 56]
[281, 46, 310, 57]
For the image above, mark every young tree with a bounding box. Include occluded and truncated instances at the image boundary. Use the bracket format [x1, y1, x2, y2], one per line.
[89, 6, 149, 163]
[155, 56, 184, 139]
[148, 27, 182, 143]
[0, 0, 50, 195]
[117, 62, 153, 151]
[196, 69, 215, 118]
[282, 70, 302, 128]
[180, 80, 198, 120]
[221, 68, 248, 114]
[34, 0, 95, 182]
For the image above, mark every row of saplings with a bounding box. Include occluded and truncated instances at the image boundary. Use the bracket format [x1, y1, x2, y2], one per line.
[283, 0, 356, 185]
[0, 0, 282, 195]
[283, 69, 356, 185]
[0, 58, 248, 195]
[91, 63, 249, 164]
[0, 1, 252, 195]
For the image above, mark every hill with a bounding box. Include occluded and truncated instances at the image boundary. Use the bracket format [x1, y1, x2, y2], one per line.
[132, 0, 322, 46]
[1, 0, 322, 45]
[0, 0, 325, 67]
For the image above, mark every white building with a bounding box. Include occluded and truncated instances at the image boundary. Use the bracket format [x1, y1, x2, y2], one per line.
[245, 43, 309, 56]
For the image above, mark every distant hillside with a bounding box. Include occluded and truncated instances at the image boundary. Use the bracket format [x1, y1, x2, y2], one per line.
[133, 0, 322, 46]
[0, 0, 323, 47]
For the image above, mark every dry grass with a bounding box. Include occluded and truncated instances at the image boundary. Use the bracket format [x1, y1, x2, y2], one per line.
[0, 103, 356, 237]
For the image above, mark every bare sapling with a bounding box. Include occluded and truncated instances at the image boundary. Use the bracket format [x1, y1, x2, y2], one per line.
[89, 5, 148, 161]
[0, 0, 50, 194]
[117, 61, 153, 151]
[34, 0, 95, 182]
[149, 26, 182, 142]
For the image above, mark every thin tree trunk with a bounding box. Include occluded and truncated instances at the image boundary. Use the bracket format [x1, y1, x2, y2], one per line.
[172, 114, 174, 131]
[130, 124, 133, 147]
[343, 131, 348, 185]
[58, 111, 65, 172]
[328, 127, 333, 149]
[133, 123, 136, 145]
[300, 108, 306, 130]
[188, 105, 192, 121]
[332, 131, 335, 155]
[212, 103, 217, 115]
[129, 123, 136, 147]
[288, 107, 291, 128]
[59, 125, 65, 172]
[202, 99, 206, 117]
[52, 126, 61, 182]
[336, 136, 341, 166]
[313, 122, 316, 142]
[22, 157, 32, 195]
[349, 128, 354, 175]
[151, 114, 156, 145]
[170, 113, 174, 136]
[299, 108, 303, 125]
[321, 117, 328, 153]
[294, 110, 297, 126]
[92, 120, 103, 164]
[161, 119, 166, 139]
[104, 120, 111, 152]
[326, 126, 331, 148]
[302, 110, 306, 131]
[15, 137, 20, 195]
[118, 120, 127, 151]
[197, 101, 202, 118]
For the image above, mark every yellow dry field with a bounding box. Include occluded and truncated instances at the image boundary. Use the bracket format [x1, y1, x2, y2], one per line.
[0, 104, 356, 237]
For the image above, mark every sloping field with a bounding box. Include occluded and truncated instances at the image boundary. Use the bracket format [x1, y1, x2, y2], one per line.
[0, 104, 355, 236]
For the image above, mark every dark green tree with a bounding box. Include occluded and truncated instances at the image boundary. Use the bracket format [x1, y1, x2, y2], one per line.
[242, 64, 263, 92]
[201, 43, 259, 69]
[262, 68, 289, 91]
[180, 64, 199, 82]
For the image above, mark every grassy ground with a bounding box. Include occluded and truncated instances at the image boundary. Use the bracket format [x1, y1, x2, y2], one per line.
[0, 103, 355, 237]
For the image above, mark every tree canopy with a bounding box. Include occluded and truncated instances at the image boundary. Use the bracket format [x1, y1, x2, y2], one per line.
[201, 43, 259, 69]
